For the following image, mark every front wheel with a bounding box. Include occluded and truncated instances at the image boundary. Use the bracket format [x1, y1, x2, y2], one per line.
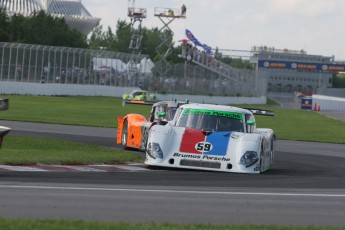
[121, 120, 128, 149]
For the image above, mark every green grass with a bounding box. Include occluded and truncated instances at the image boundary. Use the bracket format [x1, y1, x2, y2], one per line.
[0, 136, 144, 165]
[1, 94, 345, 144]
[255, 109, 345, 143]
[0, 219, 343, 230]
[0, 95, 151, 127]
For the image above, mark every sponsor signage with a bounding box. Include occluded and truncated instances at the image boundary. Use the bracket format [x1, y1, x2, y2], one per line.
[258, 60, 345, 72]
[301, 98, 313, 110]
[173, 152, 231, 162]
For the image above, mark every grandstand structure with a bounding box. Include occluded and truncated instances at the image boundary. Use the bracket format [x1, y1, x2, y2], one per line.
[0, 0, 100, 35]
[250, 46, 345, 94]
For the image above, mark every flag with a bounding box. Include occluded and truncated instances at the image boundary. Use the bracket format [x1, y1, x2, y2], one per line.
[202, 44, 213, 55]
[185, 29, 202, 47]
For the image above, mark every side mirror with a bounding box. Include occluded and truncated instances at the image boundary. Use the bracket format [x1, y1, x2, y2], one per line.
[247, 120, 255, 126]
[158, 112, 166, 118]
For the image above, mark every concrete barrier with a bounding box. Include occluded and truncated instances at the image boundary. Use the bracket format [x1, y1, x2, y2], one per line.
[312, 94, 345, 112]
[0, 82, 266, 105]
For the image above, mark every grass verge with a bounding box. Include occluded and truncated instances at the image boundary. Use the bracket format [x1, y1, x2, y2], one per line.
[0, 136, 144, 165]
[0, 219, 343, 230]
[0, 95, 151, 127]
[255, 108, 345, 143]
[0, 95, 345, 144]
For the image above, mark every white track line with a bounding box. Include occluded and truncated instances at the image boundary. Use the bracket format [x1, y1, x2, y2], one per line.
[0, 185, 344, 198]
[49, 165, 107, 172]
[91, 164, 150, 171]
[0, 165, 47, 172]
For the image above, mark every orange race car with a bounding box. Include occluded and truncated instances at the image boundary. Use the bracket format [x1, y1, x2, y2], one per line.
[117, 100, 187, 150]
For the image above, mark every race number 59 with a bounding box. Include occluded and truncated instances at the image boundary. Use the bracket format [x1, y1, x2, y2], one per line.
[195, 142, 213, 152]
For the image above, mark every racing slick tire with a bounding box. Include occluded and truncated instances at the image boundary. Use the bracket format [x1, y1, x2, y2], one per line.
[259, 145, 265, 173]
[270, 138, 275, 163]
[121, 119, 128, 149]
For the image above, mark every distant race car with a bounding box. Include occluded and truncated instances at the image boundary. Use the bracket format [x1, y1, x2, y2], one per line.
[0, 98, 11, 149]
[122, 90, 156, 102]
[145, 103, 276, 174]
[117, 100, 187, 150]
[0, 126, 11, 149]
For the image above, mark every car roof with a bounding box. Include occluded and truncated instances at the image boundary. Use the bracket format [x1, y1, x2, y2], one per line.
[153, 100, 187, 108]
[131, 90, 147, 93]
[178, 103, 252, 115]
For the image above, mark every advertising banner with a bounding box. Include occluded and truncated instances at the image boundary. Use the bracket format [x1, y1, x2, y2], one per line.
[258, 60, 345, 73]
[301, 98, 312, 110]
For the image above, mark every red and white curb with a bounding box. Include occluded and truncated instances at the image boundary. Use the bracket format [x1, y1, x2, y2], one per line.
[0, 163, 150, 172]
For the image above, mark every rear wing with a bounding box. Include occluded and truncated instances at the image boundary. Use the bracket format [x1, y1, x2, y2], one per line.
[245, 108, 275, 117]
[0, 98, 9, 110]
[0, 126, 11, 148]
[122, 100, 156, 106]
[0, 98, 10, 148]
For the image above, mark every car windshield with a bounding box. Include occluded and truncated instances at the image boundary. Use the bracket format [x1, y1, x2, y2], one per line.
[166, 108, 177, 120]
[176, 108, 244, 132]
[132, 91, 144, 97]
[154, 106, 177, 121]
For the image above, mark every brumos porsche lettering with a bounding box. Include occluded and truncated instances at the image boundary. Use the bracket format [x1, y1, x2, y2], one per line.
[173, 152, 201, 159]
[183, 109, 243, 120]
[201, 155, 230, 161]
[173, 153, 230, 162]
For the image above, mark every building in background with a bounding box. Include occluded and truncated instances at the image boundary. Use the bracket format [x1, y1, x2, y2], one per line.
[0, 0, 100, 35]
[250, 46, 345, 94]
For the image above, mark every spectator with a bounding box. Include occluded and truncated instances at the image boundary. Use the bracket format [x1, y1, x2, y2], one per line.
[181, 4, 186, 16]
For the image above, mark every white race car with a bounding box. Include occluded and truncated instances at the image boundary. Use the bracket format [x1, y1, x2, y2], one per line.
[145, 103, 276, 173]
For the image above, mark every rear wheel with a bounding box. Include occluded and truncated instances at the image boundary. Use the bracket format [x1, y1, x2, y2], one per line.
[269, 139, 275, 164]
[121, 120, 128, 149]
[259, 146, 265, 173]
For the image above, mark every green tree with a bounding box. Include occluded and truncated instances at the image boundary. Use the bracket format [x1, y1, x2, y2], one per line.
[113, 19, 131, 52]
[25, 11, 87, 48]
[219, 56, 254, 70]
[167, 44, 184, 64]
[88, 24, 104, 49]
[332, 73, 345, 88]
[0, 9, 87, 48]
[0, 8, 9, 41]
[87, 20, 181, 63]
[87, 20, 129, 52]
[141, 27, 161, 60]
[103, 26, 117, 50]
[7, 13, 26, 42]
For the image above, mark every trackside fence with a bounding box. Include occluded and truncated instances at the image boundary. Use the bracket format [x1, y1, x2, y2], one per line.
[0, 42, 267, 97]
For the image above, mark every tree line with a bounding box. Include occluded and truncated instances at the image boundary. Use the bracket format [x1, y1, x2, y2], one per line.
[0, 9, 87, 48]
[0, 8, 253, 68]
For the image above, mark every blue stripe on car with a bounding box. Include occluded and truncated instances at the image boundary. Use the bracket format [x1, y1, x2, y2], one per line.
[204, 132, 231, 156]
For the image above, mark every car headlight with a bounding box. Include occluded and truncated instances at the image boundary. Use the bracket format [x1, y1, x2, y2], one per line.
[147, 142, 163, 159]
[239, 151, 258, 168]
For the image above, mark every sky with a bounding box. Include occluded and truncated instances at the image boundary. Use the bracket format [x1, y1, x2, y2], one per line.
[82, 0, 345, 60]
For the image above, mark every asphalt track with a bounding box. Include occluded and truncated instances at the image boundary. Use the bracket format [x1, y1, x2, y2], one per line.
[0, 121, 345, 226]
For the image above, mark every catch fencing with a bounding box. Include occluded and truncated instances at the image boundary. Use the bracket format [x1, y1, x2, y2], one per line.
[0, 42, 267, 97]
[0, 42, 147, 87]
